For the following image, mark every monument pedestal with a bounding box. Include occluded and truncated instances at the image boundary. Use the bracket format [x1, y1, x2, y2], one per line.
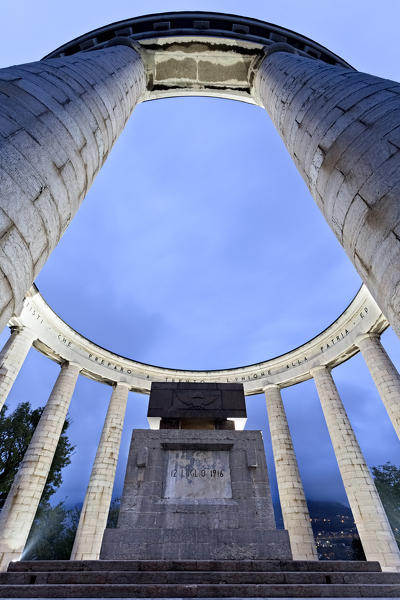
[101, 383, 291, 561]
[101, 429, 291, 560]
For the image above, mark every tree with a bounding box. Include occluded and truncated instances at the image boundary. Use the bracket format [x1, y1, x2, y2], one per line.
[23, 498, 121, 560]
[372, 462, 400, 548]
[106, 497, 120, 528]
[23, 502, 81, 560]
[0, 402, 74, 507]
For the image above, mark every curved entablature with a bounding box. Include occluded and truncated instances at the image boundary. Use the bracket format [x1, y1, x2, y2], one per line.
[9, 285, 387, 395]
[43, 12, 354, 105]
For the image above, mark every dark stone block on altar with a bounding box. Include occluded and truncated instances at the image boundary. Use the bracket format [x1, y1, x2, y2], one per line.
[147, 382, 246, 420]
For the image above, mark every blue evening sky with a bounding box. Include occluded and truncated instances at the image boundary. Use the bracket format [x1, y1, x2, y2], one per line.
[0, 0, 399, 511]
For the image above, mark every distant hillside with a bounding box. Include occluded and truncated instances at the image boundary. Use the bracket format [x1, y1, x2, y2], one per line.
[307, 500, 354, 532]
[307, 500, 352, 519]
[273, 499, 353, 530]
[307, 500, 361, 560]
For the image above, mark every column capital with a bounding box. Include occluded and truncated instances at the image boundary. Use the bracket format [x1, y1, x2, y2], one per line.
[114, 381, 131, 390]
[9, 325, 36, 342]
[262, 383, 280, 392]
[104, 37, 142, 55]
[249, 43, 297, 98]
[0, 325, 36, 412]
[310, 364, 330, 377]
[61, 361, 81, 373]
[355, 332, 380, 347]
[262, 42, 297, 60]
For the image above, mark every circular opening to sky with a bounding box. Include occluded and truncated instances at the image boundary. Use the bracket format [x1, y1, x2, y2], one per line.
[36, 96, 361, 370]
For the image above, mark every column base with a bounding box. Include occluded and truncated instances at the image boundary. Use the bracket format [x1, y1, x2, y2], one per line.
[0, 550, 21, 573]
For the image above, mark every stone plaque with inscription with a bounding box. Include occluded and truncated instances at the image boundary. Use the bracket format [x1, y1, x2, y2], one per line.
[164, 449, 232, 499]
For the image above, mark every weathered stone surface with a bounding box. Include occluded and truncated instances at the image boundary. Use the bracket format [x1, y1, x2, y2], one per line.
[264, 385, 317, 561]
[0, 326, 35, 409]
[7, 559, 384, 572]
[311, 365, 400, 572]
[102, 527, 291, 561]
[1, 558, 400, 598]
[253, 49, 400, 339]
[0, 44, 145, 331]
[71, 382, 129, 561]
[0, 362, 80, 571]
[101, 429, 291, 560]
[356, 333, 400, 439]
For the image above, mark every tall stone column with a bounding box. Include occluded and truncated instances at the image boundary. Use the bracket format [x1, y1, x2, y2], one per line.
[311, 365, 400, 571]
[264, 385, 317, 560]
[71, 382, 129, 560]
[253, 46, 400, 338]
[0, 326, 35, 408]
[0, 42, 146, 331]
[0, 361, 80, 571]
[356, 333, 400, 439]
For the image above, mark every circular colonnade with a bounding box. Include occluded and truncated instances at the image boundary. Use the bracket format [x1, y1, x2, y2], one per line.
[0, 11, 400, 572]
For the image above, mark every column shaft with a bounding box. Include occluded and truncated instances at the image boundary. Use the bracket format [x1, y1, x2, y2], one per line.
[71, 383, 129, 560]
[312, 365, 400, 571]
[356, 334, 400, 439]
[0, 43, 145, 330]
[264, 385, 317, 560]
[0, 362, 80, 570]
[254, 49, 400, 338]
[0, 327, 35, 408]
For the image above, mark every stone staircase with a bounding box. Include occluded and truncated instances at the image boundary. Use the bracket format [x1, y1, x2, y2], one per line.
[0, 559, 399, 597]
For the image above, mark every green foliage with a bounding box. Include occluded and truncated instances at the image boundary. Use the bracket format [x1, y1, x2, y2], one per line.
[372, 462, 400, 547]
[22, 502, 81, 560]
[0, 402, 74, 508]
[106, 497, 120, 528]
[23, 498, 121, 560]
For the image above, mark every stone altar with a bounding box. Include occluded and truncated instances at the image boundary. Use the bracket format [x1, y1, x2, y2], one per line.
[100, 383, 291, 560]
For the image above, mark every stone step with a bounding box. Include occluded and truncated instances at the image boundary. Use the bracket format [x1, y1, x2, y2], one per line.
[0, 583, 400, 597]
[1, 570, 400, 586]
[9, 559, 382, 573]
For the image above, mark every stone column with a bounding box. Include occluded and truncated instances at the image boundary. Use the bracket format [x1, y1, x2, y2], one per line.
[264, 385, 317, 560]
[0, 327, 35, 408]
[70, 382, 129, 560]
[0, 361, 80, 571]
[253, 46, 400, 338]
[0, 41, 146, 331]
[311, 365, 400, 571]
[356, 333, 400, 439]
